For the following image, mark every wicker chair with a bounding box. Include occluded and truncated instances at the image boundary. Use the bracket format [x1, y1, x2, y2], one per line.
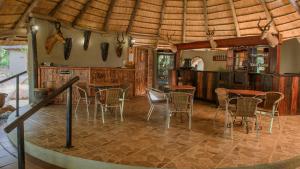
[94, 88, 123, 123]
[256, 92, 284, 133]
[227, 97, 262, 136]
[146, 88, 167, 121]
[166, 92, 193, 129]
[74, 83, 93, 119]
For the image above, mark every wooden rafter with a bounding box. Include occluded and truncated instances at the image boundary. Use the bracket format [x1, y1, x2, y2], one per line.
[14, 0, 40, 29]
[157, 0, 166, 37]
[72, 0, 93, 26]
[288, 0, 300, 15]
[103, 0, 116, 32]
[126, 0, 141, 34]
[203, 0, 208, 33]
[228, 0, 240, 37]
[0, 0, 4, 9]
[258, 0, 278, 33]
[49, 0, 68, 16]
[0, 29, 27, 38]
[182, 0, 187, 43]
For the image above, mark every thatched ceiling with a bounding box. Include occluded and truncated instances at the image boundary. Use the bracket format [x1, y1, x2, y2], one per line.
[0, 0, 300, 46]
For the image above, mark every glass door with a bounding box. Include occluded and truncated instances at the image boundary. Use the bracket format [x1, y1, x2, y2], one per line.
[156, 52, 175, 89]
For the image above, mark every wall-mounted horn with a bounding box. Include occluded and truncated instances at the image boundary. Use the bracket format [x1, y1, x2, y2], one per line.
[64, 38, 72, 60]
[101, 42, 109, 62]
[83, 31, 91, 50]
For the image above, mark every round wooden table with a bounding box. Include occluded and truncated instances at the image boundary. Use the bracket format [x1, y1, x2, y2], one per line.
[228, 89, 266, 96]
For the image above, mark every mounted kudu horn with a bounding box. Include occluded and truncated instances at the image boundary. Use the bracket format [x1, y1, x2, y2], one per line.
[166, 32, 178, 53]
[206, 28, 217, 49]
[45, 22, 65, 54]
[257, 17, 279, 48]
[83, 31, 91, 50]
[116, 33, 125, 57]
[101, 42, 109, 62]
[64, 38, 72, 60]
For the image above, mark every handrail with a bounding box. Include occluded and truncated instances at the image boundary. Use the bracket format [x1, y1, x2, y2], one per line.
[4, 76, 79, 133]
[0, 71, 27, 84]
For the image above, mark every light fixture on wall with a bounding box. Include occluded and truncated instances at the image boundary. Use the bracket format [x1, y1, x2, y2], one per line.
[30, 25, 39, 33]
[129, 36, 135, 47]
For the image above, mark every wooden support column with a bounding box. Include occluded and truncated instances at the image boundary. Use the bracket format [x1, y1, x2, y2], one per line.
[175, 49, 181, 69]
[30, 26, 38, 88]
[49, 0, 68, 16]
[156, 0, 166, 44]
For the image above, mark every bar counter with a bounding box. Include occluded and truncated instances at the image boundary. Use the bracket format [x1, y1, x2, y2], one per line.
[170, 69, 300, 115]
[38, 66, 145, 104]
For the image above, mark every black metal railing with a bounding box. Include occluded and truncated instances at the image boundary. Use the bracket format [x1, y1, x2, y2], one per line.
[0, 71, 27, 117]
[4, 76, 79, 169]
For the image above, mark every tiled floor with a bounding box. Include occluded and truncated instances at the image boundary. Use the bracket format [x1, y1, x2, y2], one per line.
[0, 118, 63, 169]
[8, 97, 300, 169]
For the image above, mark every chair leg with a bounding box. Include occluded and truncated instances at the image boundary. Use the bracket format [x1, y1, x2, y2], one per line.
[166, 111, 171, 128]
[120, 105, 124, 122]
[277, 112, 281, 130]
[94, 103, 98, 120]
[74, 99, 80, 120]
[213, 109, 219, 127]
[269, 116, 274, 134]
[256, 116, 260, 137]
[147, 105, 154, 121]
[188, 112, 192, 130]
[101, 105, 105, 124]
[85, 98, 90, 119]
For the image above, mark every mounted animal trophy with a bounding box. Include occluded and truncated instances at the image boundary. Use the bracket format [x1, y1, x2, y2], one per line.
[45, 22, 65, 54]
[257, 18, 279, 48]
[115, 33, 125, 57]
[101, 42, 109, 62]
[64, 38, 72, 60]
[83, 31, 91, 50]
[206, 28, 217, 49]
[156, 31, 178, 53]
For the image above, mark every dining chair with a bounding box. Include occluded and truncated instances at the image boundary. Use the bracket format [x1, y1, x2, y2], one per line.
[166, 92, 193, 129]
[227, 97, 262, 137]
[119, 83, 130, 116]
[74, 83, 93, 119]
[146, 88, 167, 121]
[94, 88, 123, 123]
[256, 92, 284, 133]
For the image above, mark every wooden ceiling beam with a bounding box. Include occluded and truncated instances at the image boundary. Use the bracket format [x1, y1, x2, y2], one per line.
[126, 0, 141, 34]
[0, 29, 27, 38]
[228, 0, 240, 37]
[49, 0, 68, 16]
[176, 36, 269, 50]
[259, 0, 278, 34]
[157, 0, 166, 37]
[203, 0, 208, 33]
[288, 0, 300, 15]
[72, 0, 93, 26]
[0, 0, 4, 9]
[14, 0, 40, 29]
[103, 0, 116, 32]
[182, 0, 187, 43]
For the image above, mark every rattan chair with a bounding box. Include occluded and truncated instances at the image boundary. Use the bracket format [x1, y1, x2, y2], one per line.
[166, 92, 193, 129]
[256, 92, 284, 133]
[146, 88, 167, 121]
[74, 83, 93, 119]
[94, 88, 123, 123]
[227, 97, 262, 137]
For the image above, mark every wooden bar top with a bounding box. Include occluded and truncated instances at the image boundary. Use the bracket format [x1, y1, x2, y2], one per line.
[228, 89, 266, 96]
[39, 66, 135, 71]
[89, 82, 120, 88]
[169, 85, 195, 90]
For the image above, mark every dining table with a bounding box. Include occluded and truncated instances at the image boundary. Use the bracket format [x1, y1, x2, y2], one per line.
[228, 89, 266, 96]
[89, 82, 121, 89]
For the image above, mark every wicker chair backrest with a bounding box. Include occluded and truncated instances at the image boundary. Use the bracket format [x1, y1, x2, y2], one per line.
[235, 97, 262, 117]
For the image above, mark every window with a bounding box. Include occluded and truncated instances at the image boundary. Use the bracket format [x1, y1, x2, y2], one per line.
[192, 57, 204, 71]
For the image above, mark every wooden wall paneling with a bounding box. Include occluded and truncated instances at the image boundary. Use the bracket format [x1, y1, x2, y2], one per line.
[298, 78, 300, 114]
[134, 47, 148, 96]
[291, 77, 299, 115]
[278, 76, 286, 114]
[202, 72, 208, 100]
[206, 72, 214, 100]
[195, 72, 204, 99]
[284, 76, 293, 115]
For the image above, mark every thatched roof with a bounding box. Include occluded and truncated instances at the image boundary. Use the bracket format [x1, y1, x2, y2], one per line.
[0, 0, 300, 46]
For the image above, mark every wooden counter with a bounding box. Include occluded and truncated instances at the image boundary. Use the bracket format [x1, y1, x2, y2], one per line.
[170, 69, 300, 115]
[39, 66, 145, 104]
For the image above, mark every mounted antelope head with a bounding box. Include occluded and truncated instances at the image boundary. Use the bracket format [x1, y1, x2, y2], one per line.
[257, 18, 279, 47]
[115, 32, 125, 57]
[45, 22, 65, 54]
[165, 32, 177, 53]
[206, 28, 217, 49]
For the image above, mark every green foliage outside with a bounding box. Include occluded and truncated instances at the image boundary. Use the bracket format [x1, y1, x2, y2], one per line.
[0, 48, 9, 67]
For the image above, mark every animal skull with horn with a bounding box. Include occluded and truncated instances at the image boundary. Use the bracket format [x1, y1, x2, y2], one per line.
[45, 22, 65, 54]
[206, 28, 217, 49]
[116, 32, 125, 57]
[257, 17, 278, 47]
